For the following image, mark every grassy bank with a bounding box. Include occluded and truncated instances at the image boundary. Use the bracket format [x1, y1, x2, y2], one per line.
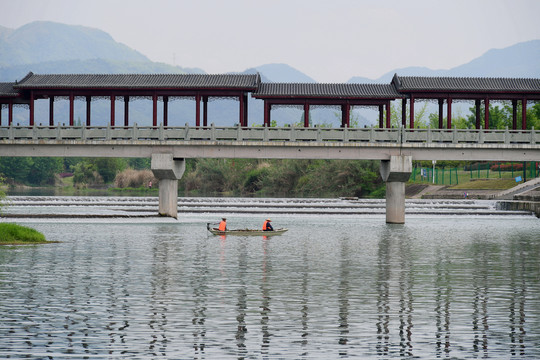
[0, 223, 53, 245]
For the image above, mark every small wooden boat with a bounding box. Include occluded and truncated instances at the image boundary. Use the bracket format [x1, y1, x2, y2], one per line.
[207, 223, 288, 236]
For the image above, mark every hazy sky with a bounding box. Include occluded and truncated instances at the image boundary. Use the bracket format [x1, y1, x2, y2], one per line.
[1, 0, 539, 82]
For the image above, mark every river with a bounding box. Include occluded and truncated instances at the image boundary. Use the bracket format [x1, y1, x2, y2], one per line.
[1, 196, 539, 359]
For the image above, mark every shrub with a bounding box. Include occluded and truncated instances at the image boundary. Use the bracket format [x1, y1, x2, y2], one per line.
[0, 223, 46, 243]
[114, 169, 157, 188]
[490, 163, 523, 172]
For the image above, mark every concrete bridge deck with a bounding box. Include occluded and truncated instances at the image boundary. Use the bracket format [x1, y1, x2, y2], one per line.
[1, 124, 539, 161]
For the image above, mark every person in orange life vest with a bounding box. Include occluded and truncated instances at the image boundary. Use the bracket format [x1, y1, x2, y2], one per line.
[218, 218, 227, 231]
[262, 219, 273, 231]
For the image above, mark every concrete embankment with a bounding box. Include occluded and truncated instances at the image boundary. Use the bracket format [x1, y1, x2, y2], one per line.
[497, 193, 540, 218]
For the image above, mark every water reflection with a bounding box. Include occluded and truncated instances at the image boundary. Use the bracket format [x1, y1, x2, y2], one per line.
[0, 217, 539, 359]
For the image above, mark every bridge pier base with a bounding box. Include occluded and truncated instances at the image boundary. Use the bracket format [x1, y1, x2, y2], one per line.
[151, 153, 185, 219]
[380, 155, 412, 224]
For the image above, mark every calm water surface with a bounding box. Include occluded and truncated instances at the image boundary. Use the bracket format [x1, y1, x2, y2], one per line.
[1, 210, 539, 359]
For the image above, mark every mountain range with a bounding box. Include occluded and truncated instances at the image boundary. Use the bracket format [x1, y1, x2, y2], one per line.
[1, 21, 539, 126]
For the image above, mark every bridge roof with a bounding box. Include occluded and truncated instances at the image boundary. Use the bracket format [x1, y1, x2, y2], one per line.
[0, 82, 18, 97]
[252, 83, 402, 99]
[13, 72, 261, 91]
[393, 74, 540, 94]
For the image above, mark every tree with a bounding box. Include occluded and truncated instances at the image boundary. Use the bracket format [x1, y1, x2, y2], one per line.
[27, 158, 63, 185]
[0, 157, 33, 184]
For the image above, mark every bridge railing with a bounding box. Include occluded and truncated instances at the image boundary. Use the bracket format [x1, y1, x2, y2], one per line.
[0, 123, 537, 145]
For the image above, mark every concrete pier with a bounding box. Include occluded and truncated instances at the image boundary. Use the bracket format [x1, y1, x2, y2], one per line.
[151, 153, 185, 218]
[380, 155, 412, 224]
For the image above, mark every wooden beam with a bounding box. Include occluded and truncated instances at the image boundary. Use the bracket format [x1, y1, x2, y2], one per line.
[475, 99, 481, 129]
[303, 102, 310, 127]
[152, 93, 158, 127]
[512, 99, 517, 130]
[484, 98, 490, 129]
[49, 96, 54, 126]
[163, 96, 168, 127]
[447, 97, 452, 129]
[385, 101, 391, 129]
[124, 96, 129, 127]
[401, 99, 407, 128]
[438, 99, 443, 129]
[195, 93, 201, 127]
[522, 98, 527, 130]
[110, 95, 115, 126]
[264, 100, 270, 127]
[29, 91, 34, 126]
[69, 92, 74, 126]
[86, 96, 91, 126]
[409, 96, 415, 129]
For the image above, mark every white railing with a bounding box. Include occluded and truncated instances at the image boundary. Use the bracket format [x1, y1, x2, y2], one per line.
[0, 123, 537, 145]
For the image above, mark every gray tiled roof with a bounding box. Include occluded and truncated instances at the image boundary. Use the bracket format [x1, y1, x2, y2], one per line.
[0, 82, 18, 97]
[393, 75, 540, 92]
[15, 73, 261, 90]
[253, 83, 402, 98]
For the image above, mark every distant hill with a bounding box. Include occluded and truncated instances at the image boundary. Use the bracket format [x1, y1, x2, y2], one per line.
[348, 40, 540, 83]
[0, 21, 149, 66]
[252, 63, 316, 83]
[0, 21, 202, 81]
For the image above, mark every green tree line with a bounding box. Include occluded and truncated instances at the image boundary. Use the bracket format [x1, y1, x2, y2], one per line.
[0, 156, 384, 198]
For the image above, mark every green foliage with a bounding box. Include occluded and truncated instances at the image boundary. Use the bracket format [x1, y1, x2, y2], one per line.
[72, 161, 101, 187]
[0, 157, 62, 185]
[27, 158, 63, 185]
[0, 223, 47, 243]
[181, 158, 384, 198]
[0, 157, 33, 183]
[92, 158, 127, 183]
[128, 158, 151, 170]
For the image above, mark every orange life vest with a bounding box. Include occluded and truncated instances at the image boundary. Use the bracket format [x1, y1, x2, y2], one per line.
[263, 220, 271, 231]
[218, 221, 227, 231]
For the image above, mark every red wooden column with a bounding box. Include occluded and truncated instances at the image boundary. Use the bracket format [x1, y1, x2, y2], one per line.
[512, 100, 517, 130]
[264, 100, 270, 126]
[243, 93, 249, 126]
[341, 103, 350, 127]
[124, 96, 129, 127]
[484, 98, 490, 129]
[202, 96, 208, 127]
[0, 105, 2, 125]
[69, 92, 74, 126]
[110, 95, 116, 126]
[385, 101, 391, 128]
[86, 96, 91, 126]
[152, 93, 158, 127]
[195, 93, 201, 127]
[29, 90, 34, 126]
[303, 102, 310, 127]
[49, 96, 54, 126]
[401, 99, 407, 127]
[522, 98, 527, 130]
[409, 95, 415, 129]
[475, 99, 481, 129]
[446, 97, 452, 129]
[438, 99, 444, 128]
[8, 100, 13, 125]
[163, 96, 168, 127]
[239, 94, 245, 127]
[378, 105, 384, 128]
